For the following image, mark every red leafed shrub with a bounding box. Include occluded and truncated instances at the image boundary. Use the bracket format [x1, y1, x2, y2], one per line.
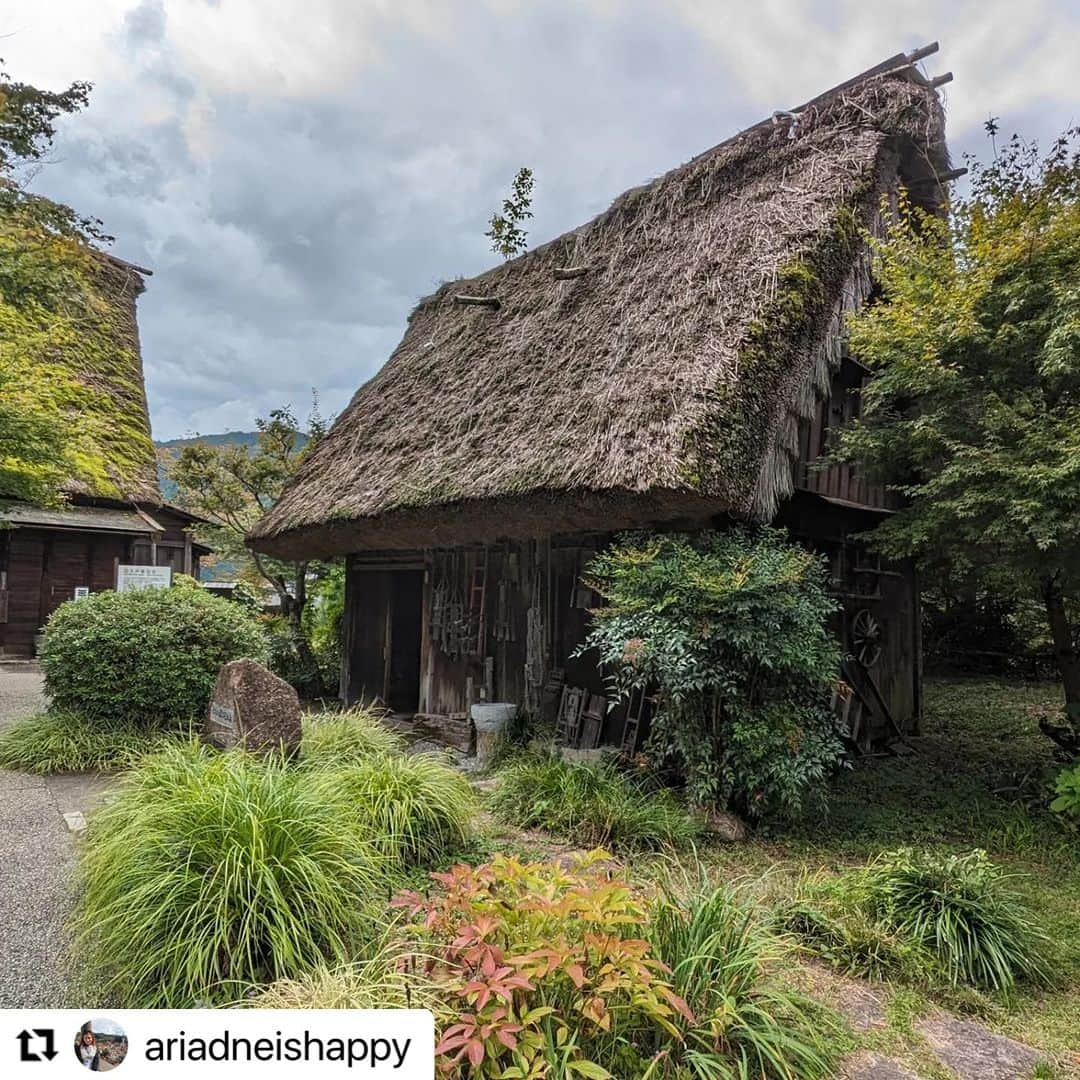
[392, 852, 692, 1078]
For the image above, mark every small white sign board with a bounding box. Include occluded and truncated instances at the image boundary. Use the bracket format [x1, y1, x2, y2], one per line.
[117, 564, 172, 593]
[73, 586, 90, 601]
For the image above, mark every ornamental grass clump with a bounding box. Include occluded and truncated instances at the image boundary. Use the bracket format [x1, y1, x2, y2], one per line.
[489, 751, 700, 851]
[317, 751, 475, 866]
[862, 848, 1051, 992]
[0, 710, 186, 774]
[782, 849, 1051, 992]
[75, 742, 390, 1006]
[299, 708, 405, 767]
[647, 882, 841, 1079]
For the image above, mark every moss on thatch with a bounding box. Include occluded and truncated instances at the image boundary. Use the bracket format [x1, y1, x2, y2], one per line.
[251, 66, 948, 559]
[0, 205, 160, 504]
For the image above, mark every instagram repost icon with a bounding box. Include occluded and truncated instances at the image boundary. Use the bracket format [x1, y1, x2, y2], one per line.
[75, 1019, 129, 1071]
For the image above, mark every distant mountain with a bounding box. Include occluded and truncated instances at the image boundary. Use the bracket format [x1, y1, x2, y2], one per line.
[156, 430, 262, 450]
[155, 430, 299, 499]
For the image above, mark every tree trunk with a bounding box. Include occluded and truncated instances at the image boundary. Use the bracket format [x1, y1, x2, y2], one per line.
[1041, 581, 1080, 758]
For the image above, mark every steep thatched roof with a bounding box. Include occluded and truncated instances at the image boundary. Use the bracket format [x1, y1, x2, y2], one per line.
[65, 252, 160, 504]
[251, 50, 951, 560]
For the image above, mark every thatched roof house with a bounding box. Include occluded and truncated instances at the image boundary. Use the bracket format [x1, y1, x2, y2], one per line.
[251, 47, 951, 561]
[249, 47, 954, 746]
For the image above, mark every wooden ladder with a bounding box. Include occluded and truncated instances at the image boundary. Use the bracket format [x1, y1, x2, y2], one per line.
[469, 548, 488, 656]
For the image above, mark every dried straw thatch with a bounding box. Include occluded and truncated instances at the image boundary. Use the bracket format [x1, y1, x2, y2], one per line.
[250, 61, 949, 560]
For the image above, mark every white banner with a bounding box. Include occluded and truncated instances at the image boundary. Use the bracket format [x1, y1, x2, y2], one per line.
[1, 1009, 434, 1078]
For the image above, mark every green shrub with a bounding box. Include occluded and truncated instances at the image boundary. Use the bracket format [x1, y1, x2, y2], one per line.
[648, 882, 841, 1079]
[75, 743, 389, 1006]
[489, 751, 701, 850]
[300, 709, 405, 766]
[317, 752, 475, 865]
[42, 586, 267, 726]
[0, 710, 186, 774]
[862, 848, 1051, 991]
[579, 528, 843, 818]
[1050, 763, 1080, 823]
[263, 616, 324, 698]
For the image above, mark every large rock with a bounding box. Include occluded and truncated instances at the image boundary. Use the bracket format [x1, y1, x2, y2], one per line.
[700, 808, 749, 842]
[204, 659, 301, 756]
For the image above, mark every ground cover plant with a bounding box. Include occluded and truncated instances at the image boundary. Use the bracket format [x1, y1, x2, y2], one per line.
[579, 528, 843, 818]
[392, 852, 839, 1079]
[696, 677, 1080, 1067]
[0, 710, 188, 774]
[42, 585, 267, 726]
[489, 750, 701, 851]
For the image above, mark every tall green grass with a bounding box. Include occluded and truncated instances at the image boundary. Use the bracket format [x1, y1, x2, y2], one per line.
[75, 743, 391, 1006]
[646, 882, 841, 1079]
[299, 708, 404, 766]
[782, 849, 1051, 992]
[0, 710, 185, 774]
[862, 848, 1051, 991]
[490, 752, 700, 851]
[318, 751, 475, 865]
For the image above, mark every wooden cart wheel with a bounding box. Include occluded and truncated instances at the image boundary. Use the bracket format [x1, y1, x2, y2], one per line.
[851, 608, 883, 668]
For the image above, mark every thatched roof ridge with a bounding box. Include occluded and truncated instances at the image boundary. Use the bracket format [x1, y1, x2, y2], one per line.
[251, 57, 949, 559]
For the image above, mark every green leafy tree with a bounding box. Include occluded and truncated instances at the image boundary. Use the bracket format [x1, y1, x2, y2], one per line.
[485, 166, 534, 259]
[168, 401, 330, 676]
[835, 124, 1080, 757]
[0, 61, 118, 504]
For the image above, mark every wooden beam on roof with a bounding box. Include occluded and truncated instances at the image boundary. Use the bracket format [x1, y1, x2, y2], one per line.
[553, 266, 590, 280]
[453, 294, 500, 309]
[929, 72, 954, 88]
[908, 167, 968, 186]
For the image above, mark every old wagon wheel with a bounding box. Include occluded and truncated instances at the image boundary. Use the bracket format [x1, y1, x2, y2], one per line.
[850, 608, 882, 668]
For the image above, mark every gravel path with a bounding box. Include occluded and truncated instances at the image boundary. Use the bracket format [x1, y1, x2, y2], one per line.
[0, 666, 109, 1007]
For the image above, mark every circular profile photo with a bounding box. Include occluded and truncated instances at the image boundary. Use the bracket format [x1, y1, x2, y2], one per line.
[74, 1019, 128, 1072]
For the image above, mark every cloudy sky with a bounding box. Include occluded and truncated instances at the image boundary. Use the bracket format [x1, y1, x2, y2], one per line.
[6, 0, 1079, 439]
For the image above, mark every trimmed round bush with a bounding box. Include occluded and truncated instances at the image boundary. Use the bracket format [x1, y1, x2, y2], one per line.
[42, 586, 268, 726]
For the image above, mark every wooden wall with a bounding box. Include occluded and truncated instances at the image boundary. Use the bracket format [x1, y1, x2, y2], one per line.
[795, 356, 900, 511]
[0, 507, 201, 658]
[0, 530, 130, 657]
[342, 500, 921, 747]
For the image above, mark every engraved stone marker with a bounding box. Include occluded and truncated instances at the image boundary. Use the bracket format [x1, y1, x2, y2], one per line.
[204, 658, 301, 756]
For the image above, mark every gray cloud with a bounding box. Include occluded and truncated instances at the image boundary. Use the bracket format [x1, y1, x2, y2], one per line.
[13, 0, 1080, 438]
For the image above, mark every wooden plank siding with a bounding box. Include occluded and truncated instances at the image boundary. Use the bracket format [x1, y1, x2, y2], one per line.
[795, 357, 900, 511]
